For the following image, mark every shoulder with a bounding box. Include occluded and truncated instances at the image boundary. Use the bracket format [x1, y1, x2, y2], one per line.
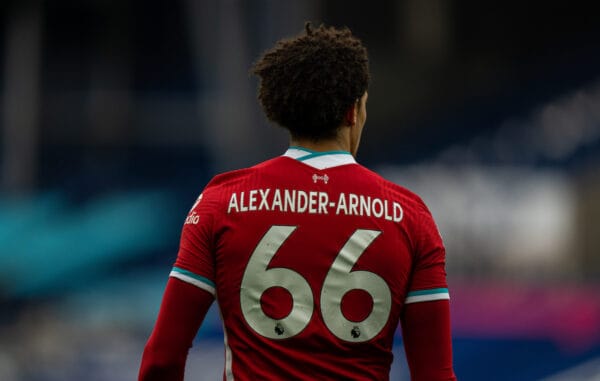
[187, 158, 281, 217]
[202, 157, 283, 194]
[357, 165, 430, 212]
[358, 166, 443, 249]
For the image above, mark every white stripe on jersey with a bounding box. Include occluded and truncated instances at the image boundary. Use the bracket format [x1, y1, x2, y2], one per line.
[405, 288, 450, 304]
[169, 271, 216, 296]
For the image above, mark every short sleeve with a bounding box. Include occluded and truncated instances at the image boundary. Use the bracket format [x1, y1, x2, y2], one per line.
[170, 191, 217, 296]
[405, 202, 449, 304]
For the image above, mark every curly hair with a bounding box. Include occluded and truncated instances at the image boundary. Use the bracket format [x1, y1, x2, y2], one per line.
[252, 22, 370, 141]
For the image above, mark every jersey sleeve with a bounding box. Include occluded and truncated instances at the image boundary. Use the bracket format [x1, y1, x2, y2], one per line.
[170, 190, 218, 296]
[405, 201, 450, 304]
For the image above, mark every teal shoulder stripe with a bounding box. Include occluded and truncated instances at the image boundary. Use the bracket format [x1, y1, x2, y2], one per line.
[407, 288, 449, 297]
[172, 267, 215, 288]
[297, 151, 352, 161]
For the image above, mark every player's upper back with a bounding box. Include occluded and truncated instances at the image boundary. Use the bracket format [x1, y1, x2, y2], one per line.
[175, 147, 448, 380]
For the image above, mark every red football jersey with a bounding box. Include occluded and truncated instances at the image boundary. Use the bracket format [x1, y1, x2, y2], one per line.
[171, 147, 449, 380]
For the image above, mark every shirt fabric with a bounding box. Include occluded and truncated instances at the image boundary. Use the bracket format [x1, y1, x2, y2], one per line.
[171, 147, 449, 380]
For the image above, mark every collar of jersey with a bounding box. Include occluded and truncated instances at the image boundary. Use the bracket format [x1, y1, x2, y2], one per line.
[283, 146, 356, 170]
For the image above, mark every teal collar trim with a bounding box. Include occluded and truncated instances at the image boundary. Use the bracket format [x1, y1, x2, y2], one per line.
[296, 151, 352, 161]
[283, 147, 356, 170]
[288, 145, 352, 157]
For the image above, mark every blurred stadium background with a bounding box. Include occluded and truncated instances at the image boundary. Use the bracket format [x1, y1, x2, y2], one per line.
[1, 1, 599, 380]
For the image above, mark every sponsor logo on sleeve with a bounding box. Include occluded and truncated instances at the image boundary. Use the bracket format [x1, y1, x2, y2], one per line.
[185, 193, 203, 224]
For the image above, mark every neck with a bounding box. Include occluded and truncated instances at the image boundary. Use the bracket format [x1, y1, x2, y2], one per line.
[290, 129, 353, 154]
[290, 139, 347, 153]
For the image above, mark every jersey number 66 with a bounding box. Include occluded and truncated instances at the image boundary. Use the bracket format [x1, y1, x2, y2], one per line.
[240, 225, 392, 343]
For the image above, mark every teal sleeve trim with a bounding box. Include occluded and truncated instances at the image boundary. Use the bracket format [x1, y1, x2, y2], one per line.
[407, 288, 449, 297]
[172, 266, 216, 288]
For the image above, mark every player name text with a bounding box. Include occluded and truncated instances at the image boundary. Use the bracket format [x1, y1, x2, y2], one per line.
[227, 189, 403, 222]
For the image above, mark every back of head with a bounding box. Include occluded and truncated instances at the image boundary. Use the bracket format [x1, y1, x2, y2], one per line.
[252, 23, 370, 141]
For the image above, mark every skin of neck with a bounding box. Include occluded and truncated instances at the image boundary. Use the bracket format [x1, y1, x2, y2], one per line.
[290, 106, 362, 157]
[290, 128, 354, 154]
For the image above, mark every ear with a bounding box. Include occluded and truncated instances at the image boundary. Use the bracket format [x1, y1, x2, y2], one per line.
[344, 103, 357, 126]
